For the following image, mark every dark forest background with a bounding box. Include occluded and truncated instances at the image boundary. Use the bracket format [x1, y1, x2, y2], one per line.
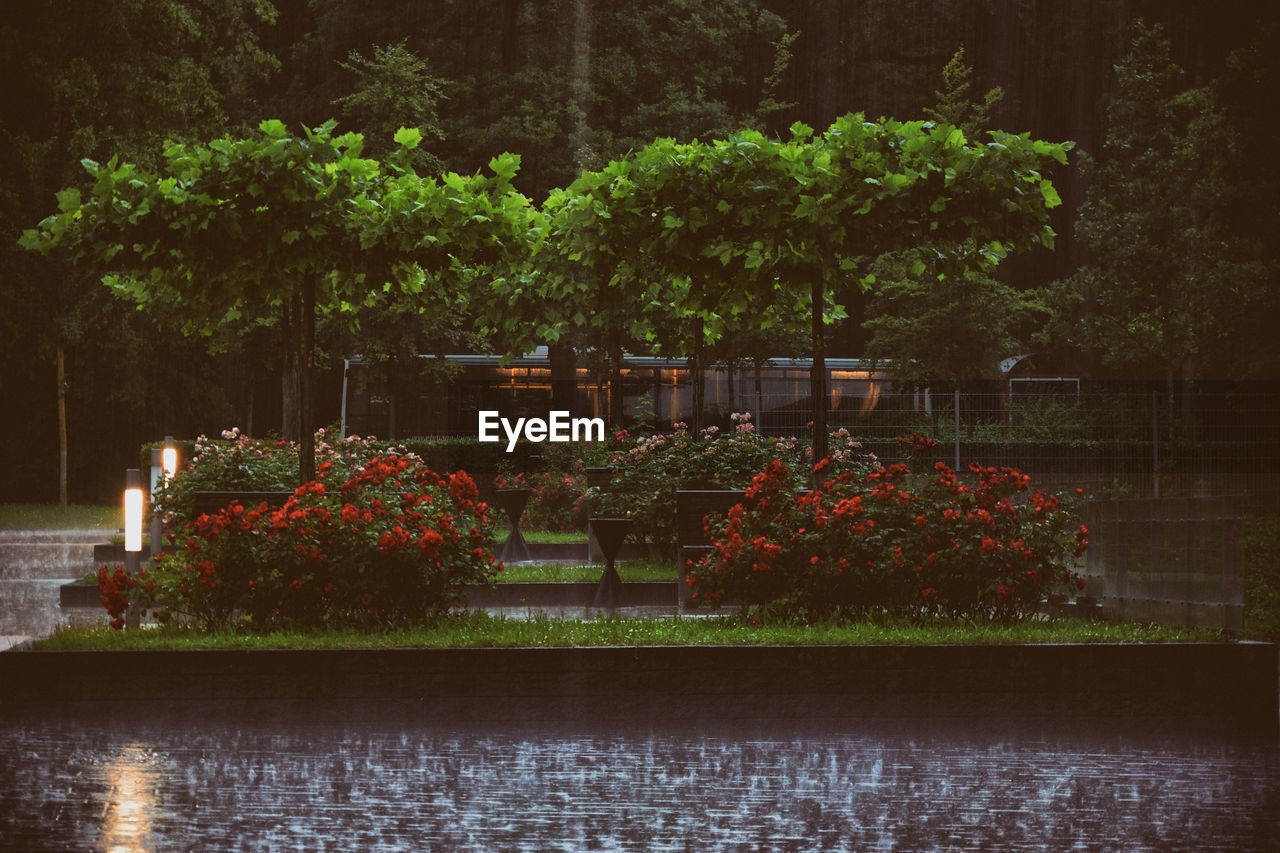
[2, 0, 1276, 502]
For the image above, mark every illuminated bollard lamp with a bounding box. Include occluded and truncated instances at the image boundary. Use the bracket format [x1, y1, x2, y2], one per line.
[123, 468, 143, 575]
[149, 436, 177, 553]
[161, 435, 177, 482]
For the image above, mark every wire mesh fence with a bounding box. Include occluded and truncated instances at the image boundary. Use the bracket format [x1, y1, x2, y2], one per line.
[1083, 497, 1245, 632]
[725, 386, 1280, 500]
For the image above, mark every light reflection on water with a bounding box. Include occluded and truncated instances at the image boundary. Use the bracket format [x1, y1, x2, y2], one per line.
[101, 746, 158, 853]
[2, 718, 1278, 851]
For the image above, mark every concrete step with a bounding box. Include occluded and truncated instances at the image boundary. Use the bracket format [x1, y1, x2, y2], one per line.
[0, 529, 116, 580]
[0, 578, 98, 635]
[0, 543, 103, 579]
[0, 529, 115, 543]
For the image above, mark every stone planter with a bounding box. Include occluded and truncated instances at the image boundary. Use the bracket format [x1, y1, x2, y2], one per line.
[588, 518, 633, 611]
[495, 488, 533, 563]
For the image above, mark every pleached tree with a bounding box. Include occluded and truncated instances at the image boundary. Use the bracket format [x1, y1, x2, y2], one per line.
[23, 120, 531, 482]
[548, 114, 1072, 463]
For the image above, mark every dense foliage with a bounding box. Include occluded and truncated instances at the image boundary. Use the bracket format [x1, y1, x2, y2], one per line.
[585, 413, 879, 555]
[688, 435, 1089, 622]
[1048, 21, 1278, 385]
[103, 455, 498, 630]
[7, 3, 1278, 506]
[153, 428, 408, 532]
[1243, 514, 1280, 643]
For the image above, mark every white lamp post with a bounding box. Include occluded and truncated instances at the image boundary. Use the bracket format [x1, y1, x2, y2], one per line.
[150, 436, 177, 552]
[124, 468, 143, 574]
[162, 435, 177, 483]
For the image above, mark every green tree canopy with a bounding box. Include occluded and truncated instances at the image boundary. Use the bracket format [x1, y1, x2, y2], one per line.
[23, 120, 532, 481]
[333, 42, 448, 174]
[1047, 21, 1272, 386]
[549, 114, 1070, 461]
[864, 47, 1043, 390]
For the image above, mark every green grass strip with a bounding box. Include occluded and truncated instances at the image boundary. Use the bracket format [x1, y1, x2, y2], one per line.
[496, 527, 588, 544]
[0, 504, 118, 531]
[32, 612, 1225, 651]
[497, 558, 674, 583]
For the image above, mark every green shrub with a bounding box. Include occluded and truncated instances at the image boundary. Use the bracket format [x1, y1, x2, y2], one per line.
[153, 428, 393, 531]
[109, 455, 499, 630]
[1243, 514, 1280, 642]
[688, 437, 1089, 623]
[585, 413, 879, 555]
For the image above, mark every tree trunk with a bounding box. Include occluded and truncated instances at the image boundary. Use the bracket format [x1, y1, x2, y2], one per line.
[500, 0, 521, 73]
[300, 278, 316, 484]
[388, 389, 398, 442]
[754, 363, 764, 428]
[245, 379, 255, 438]
[57, 346, 67, 512]
[608, 339, 624, 430]
[548, 340, 578, 417]
[611, 338, 627, 427]
[691, 318, 705, 433]
[727, 361, 736, 414]
[386, 358, 399, 441]
[810, 275, 829, 468]
[281, 295, 300, 442]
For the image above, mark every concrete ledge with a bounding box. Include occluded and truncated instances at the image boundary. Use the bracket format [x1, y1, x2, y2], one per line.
[60, 582, 101, 608]
[2, 642, 1274, 738]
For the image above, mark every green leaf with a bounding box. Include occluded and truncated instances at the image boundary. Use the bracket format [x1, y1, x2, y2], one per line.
[259, 119, 288, 139]
[56, 188, 82, 214]
[488, 153, 520, 181]
[1039, 180, 1062, 208]
[393, 126, 422, 150]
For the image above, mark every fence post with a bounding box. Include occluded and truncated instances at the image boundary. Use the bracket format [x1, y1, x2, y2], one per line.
[1151, 390, 1160, 499]
[1182, 497, 1195, 628]
[954, 388, 961, 472]
[1112, 501, 1129, 620]
[1223, 497, 1241, 634]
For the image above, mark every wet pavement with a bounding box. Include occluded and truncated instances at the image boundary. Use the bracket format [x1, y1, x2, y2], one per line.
[3, 529, 1280, 850]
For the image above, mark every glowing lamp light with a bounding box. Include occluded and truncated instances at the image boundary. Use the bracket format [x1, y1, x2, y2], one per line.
[161, 435, 177, 483]
[124, 469, 144, 554]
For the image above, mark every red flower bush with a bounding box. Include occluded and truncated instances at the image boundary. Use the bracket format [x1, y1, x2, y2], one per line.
[107, 456, 499, 629]
[586, 413, 880, 557]
[687, 447, 1089, 622]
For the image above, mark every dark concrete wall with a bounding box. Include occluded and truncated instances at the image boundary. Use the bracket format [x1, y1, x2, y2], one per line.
[2, 643, 1274, 738]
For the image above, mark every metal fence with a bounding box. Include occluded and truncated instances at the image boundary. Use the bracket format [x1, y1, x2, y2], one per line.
[717, 386, 1280, 499]
[1083, 497, 1245, 631]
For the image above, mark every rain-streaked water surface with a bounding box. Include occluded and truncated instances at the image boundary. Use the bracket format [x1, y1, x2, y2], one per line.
[2, 717, 1278, 851]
